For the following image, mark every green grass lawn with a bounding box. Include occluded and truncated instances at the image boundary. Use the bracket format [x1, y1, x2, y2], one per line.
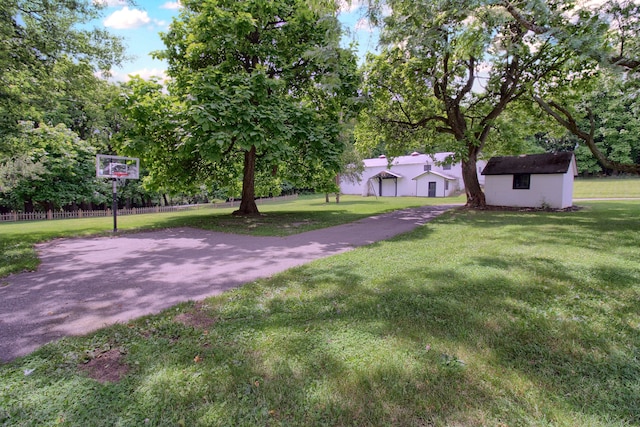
[574, 177, 640, 198]
[1, 200, 639, 426]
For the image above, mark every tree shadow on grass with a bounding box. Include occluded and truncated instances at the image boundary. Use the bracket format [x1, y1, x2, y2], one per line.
[8, 261, 639, 425]
[234, 256, 640, 425]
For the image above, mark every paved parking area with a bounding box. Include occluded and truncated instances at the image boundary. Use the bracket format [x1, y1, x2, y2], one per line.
[0, 205, 456, 362]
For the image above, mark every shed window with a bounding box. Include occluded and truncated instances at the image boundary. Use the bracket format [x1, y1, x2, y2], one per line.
[513, 173, 531, 190]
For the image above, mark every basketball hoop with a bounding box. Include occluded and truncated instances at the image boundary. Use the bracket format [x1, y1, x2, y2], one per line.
[96, 154, 139, 180]
[96, 154, 140, 232]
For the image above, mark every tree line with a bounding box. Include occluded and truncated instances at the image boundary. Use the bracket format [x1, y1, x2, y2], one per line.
[1, 0, 639, 214]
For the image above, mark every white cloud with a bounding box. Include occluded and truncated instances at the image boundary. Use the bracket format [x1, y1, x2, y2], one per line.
[103, 7, 168, 30]
[160, 1, 182, 10]
[104, 7, 151, 29]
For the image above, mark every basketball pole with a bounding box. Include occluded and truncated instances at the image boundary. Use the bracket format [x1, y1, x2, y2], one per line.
[97, 154, 139, 233]
[112, 178, 118, 232]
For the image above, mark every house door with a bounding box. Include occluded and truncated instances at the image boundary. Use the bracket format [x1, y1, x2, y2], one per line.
[428, 181, 436, 197]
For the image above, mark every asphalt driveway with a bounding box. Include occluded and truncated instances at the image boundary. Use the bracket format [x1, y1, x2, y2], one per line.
[0, 204, 456, 362]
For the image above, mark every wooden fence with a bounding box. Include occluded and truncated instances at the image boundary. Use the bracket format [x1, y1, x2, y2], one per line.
[0, 194, 298, 223]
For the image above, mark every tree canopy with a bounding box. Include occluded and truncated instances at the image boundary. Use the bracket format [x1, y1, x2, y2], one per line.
[524, 1, 640, 174]
[0, 122, 105, 211]
[1, 0, 127, 134]
[116, 0, 359, 215]
[358, 0, 640, 206]
[0, 1, 138, 212]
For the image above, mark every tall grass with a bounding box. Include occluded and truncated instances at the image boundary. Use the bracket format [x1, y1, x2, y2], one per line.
[1, 201, 638, 426]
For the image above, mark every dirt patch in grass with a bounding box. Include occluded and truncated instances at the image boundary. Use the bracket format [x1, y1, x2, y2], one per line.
[78, 349, 129, 383]
[174, 302, 217, 329]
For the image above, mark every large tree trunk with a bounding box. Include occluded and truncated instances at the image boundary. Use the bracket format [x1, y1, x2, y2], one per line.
[461, 146, 486, 208]
[234, 145, 260, 216]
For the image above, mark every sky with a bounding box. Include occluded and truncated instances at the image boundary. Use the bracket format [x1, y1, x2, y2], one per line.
[95, 0, 380, 82]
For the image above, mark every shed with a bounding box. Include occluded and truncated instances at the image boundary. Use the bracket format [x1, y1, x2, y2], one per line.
[481, 152, 577, 209]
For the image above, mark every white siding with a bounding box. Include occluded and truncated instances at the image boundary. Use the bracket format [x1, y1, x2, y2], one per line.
[560, 160, 576, 208]
[340, 178, 363, 195]
[485, 173, 574, 208]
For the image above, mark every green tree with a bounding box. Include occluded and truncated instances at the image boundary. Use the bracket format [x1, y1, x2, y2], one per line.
[531, 72, 640, 175]
[146, 0, 359, 215]
[0, 123, 106, 211]
[114, 77, 187, 194]
[0, 0, 126, 136]
[359, 0, 575, 206]
[504, 0, 640, 174]
[43, 60, 127, 146]
[360, 0, 640, 206]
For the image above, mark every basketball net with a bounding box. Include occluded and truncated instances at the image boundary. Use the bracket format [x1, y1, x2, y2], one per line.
[114, 172, 128, 187]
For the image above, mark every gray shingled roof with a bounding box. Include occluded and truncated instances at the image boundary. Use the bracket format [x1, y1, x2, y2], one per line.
[481, 152, 574, 175]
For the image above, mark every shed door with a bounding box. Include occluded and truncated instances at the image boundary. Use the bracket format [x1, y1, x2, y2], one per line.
[428, 181, 437, 197]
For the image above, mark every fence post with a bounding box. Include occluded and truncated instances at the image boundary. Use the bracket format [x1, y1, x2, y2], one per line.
[47, 210, 53, 220]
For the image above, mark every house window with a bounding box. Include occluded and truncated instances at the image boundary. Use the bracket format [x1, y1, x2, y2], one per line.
[442, 164, 451, 170]
[424, 164, 431, 171]
[513, 173, 531, 189]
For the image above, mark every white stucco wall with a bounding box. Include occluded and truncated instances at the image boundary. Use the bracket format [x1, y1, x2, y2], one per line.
[484, 173, 574, 208]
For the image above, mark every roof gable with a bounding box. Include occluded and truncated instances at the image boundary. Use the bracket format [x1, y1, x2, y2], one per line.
[481, 152, 575, 175]
[370, 170, 403, 179]
[412, 170, 457, 181]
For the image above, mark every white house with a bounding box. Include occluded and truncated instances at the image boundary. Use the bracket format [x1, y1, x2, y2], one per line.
[481, 152, 577, 209]
[340, 152, 486, 198]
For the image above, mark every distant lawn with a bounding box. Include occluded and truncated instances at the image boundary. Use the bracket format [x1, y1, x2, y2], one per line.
[1, 201, 638, 426]
[574, 177, 640, 198]
[0, 195, 460, 278]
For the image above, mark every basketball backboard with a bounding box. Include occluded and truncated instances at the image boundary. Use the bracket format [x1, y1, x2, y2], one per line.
[96, 155, 139, 179]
